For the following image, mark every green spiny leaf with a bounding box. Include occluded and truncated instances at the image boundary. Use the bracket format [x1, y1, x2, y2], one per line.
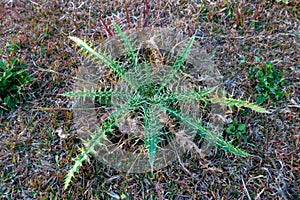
[143, 105, 162, 169]
[112, 21, 137, 65]
[197, 87, 217, 98]
[158, 36, 195, 92]
[64, 128, 108, 190]
[158, 103, 250, 157]
[208, 96, 270, 113]
[172, 36, 195, 71]
[69, 36, 125, 77]
[166, 86, 217, 103]
[64, 147, 90, 190]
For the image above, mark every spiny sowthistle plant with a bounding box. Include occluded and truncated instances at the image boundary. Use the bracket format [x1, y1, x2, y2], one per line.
[62, 22, 269, 189]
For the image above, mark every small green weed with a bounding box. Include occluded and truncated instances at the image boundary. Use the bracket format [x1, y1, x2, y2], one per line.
[5, 41, 21, 53]
[250, 62, 288, 105]
[224, 118, 247, 145]
[0, 57, 34, 113]
[63, 22, 269, 189]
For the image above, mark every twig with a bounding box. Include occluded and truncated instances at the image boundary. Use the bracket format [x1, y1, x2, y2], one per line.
[29, 0, 39, 6]
[255, 188, 265, 200]
[242, 177, 251, 200]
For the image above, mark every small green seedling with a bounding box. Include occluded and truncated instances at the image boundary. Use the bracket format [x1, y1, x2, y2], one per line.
[224, 118, 247, 145]
[0, 58, 34, 113]
[250, 62, 288, 105]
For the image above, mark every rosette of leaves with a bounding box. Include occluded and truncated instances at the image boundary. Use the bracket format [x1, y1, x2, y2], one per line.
[224, 118, 247, 145]
[63, 22, 269, 189]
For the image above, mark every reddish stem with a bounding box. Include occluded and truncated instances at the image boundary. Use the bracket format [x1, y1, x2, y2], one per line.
[99, 16, 113, 37]
[143, 0, 149, 27]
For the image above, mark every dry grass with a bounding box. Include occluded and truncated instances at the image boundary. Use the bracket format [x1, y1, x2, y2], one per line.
[0, 0, 299, 199]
